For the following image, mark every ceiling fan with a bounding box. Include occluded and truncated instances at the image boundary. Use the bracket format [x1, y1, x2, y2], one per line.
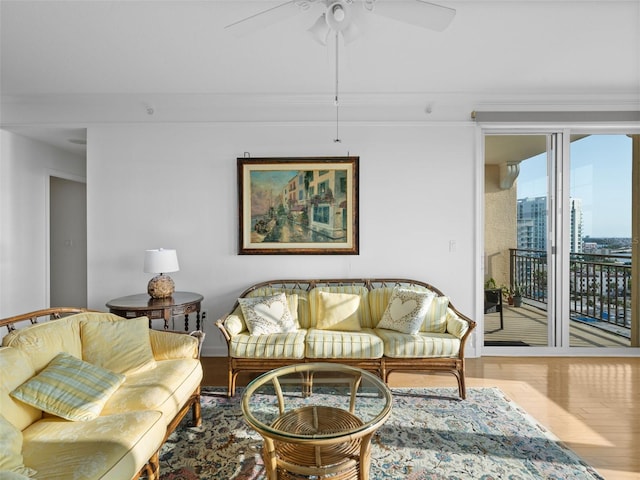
[226, 1, 456, 143]
[225, 0, 456, 44]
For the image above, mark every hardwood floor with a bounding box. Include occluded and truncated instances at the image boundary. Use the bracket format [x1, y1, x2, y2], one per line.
[201, 356, 640, 480]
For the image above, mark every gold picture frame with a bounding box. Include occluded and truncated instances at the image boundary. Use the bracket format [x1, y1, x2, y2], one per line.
[238, 156, 359, 255]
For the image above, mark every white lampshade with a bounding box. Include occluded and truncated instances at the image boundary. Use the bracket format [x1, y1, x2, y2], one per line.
[308, 13, 330, 45]
[143, 248, 179, 274]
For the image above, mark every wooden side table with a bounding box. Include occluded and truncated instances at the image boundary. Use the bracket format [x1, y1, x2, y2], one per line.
[106, 291, 204, 331]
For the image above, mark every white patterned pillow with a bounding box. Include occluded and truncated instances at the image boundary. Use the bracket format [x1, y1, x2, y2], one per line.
[238, 293, 297, 336]
[376, 287, 436, 334]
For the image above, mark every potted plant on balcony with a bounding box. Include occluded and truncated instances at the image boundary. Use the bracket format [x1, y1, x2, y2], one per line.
[512, 285, 523, 307]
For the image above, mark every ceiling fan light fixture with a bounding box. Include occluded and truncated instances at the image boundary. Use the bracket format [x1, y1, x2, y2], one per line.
[332, 4, 346, 22]
[341, 21, 359, 44]
[308, 13, 330, 44]
[326, 1, 352, 32]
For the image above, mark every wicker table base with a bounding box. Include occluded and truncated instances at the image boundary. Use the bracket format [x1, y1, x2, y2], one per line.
[269, 406, 365, 479]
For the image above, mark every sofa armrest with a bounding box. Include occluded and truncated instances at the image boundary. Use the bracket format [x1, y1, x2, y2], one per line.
[149, 329, 205, 360]
[445, 308, 471, 339]
[215, 311, 247, 341]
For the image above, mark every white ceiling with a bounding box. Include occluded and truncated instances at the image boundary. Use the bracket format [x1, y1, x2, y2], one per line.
[1, 0, 639, 153]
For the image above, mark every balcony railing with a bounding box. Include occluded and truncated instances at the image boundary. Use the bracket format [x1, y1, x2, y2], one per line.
[509, 248, 632, 335]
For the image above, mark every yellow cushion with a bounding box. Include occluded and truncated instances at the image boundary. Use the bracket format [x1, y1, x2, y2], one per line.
[0, 414, 37, 477]
[101, 359, 202, 423]
[314, 291, 362, 331]
[421, 296, 450, 333]
[0, 347, 41, 431]
[1, 316, 82, 372]
[374, 329, 461, 358]
[22, 410, 165, 480]
[305, 328, 383, 359]
[148, 330, 199, 360]
[81, 316, 156, 375]
[446, 309, 470, 338]
[229, 330, 307, 359]
[224, 313, 245, 336]
[10, 353, 125, 422]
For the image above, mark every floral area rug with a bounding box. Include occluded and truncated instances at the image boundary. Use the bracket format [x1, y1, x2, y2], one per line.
[159, 387, 603, 480]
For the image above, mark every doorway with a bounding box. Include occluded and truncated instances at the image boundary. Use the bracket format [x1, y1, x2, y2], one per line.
[50, 176, 87, 307]
[483, 133, 635, 351]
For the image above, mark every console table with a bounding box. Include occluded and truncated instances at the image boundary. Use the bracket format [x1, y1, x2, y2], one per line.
[106, 291, 204, 331]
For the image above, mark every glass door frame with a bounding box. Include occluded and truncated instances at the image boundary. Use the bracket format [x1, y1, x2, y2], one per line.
[479, 125, 640, 357]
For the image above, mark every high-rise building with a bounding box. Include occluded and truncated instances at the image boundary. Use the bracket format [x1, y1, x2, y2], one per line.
[570, 198, 583, 253]
[517, 197, 547, 251]
[516, 196, 584, 253]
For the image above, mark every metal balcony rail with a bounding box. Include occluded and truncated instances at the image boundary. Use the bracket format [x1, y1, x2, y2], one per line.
[509, 248, 631, 335]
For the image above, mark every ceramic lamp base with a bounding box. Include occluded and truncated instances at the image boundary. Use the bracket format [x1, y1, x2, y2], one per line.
[147, 274, 175, 299]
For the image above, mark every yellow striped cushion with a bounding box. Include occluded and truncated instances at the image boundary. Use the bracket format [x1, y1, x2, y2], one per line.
[305, 328, 384, 359]
[229, 330, 307, 359]
[10, 353, 125, 421]
[375, 329, 460, 358]
[421, 296, 450, 333]
[446, 309, 470, 338]
[368, 287, 395, 327]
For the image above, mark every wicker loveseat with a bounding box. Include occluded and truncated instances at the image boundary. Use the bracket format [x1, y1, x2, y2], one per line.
[0, 308, 204, 480]
[215, 278, 476, 399]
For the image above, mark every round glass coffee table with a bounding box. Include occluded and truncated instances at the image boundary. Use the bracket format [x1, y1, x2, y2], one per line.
[241, 363, 392, 480]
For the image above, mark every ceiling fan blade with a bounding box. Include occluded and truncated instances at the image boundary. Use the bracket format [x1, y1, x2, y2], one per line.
[225, 1, 311, 36]
[369, 0, 456, 32]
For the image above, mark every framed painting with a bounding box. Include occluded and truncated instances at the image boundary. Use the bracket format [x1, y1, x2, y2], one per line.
[238, 156, 359, 255]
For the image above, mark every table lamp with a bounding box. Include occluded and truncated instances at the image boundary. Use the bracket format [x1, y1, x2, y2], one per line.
[144, 248, 179, 299]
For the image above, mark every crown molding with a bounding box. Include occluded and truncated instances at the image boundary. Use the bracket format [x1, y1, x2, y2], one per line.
[2, 91, 639, 127]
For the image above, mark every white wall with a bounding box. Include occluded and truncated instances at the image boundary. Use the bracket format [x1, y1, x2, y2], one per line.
[0, 130, 86, 317]
[87, 123, 478, 356]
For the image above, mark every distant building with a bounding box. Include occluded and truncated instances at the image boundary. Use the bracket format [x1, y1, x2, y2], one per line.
[570, 198, 584, 253]
[517, 197, 547, 251]
[517, 196, 584, 253]
[583, 242, 598, 253]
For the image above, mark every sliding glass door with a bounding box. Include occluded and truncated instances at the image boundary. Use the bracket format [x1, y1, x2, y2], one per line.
[484, 134, 553, 348]
[484, 132, 636, 351]
[567, 134, 633, 348]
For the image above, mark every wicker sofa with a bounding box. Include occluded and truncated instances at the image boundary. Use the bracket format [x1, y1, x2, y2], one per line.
[0, 308, 204, 480]
[215, 278, 476, 399]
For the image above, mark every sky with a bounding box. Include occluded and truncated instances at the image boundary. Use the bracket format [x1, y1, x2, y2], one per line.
[516, 134, 632, 238]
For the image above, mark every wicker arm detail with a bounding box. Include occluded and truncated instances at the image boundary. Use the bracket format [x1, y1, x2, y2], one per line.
[0, 307, 92, 333]
[215, 316, 233, 344]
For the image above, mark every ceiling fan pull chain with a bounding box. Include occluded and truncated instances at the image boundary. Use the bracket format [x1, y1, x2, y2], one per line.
[334, 32, 341, 143]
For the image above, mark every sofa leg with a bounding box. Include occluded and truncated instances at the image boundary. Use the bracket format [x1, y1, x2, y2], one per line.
[229, 371, 238, 397]
[455, 371, 466, 400]
[148, 450, 160, 480]
[192, 389, 202, 427]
